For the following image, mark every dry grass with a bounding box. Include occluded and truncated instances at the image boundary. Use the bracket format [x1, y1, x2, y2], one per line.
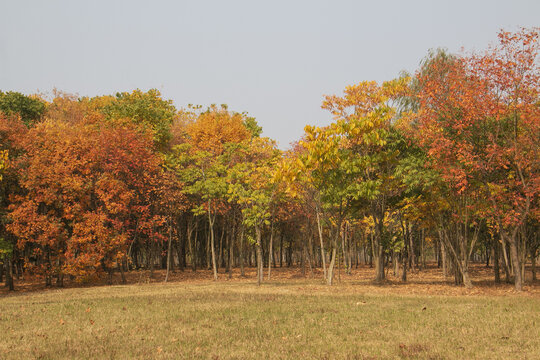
[3, 263, 539, 297]
[1, 264, 539, 359]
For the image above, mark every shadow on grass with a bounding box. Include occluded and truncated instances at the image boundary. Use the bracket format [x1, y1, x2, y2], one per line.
[2, 263, 539, 297]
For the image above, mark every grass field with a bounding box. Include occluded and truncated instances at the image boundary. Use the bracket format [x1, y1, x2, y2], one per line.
[1, 266, 539, 359]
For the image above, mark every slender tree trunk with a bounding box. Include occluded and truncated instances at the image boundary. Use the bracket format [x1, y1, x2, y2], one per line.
[6, 257, 14, 291]
[218, 224, 225, 270]
[267, 216, 274, 280]
[494, 238, 501, 283]
[374, 242, 384, 282]
[531, 246, 537, 281]
[421, 228, 426, 270]
[408, 224, 415, 272]
[206, 226, 211, 270]
[228, 220, 234, 279]
[255, 224, 264, 286]
[374, 216, 385, 283]
[401, 242, 408, 282]
[461, 260, 472, 288]
[305, 240, 313, 277]
[341, 224, 348, 275]
[165, 217, 173, 283]
[439, 232, 448, 278]
[326, 220, 341, 285]
[208, 203, 218, 281]
[369, 231, 375, 269]
[279, 232, 283, 268]
[508, 233, 522, 291]
[119, 262, 126, 284]
[485, 241, 490, 268]
[326, 247, 337, 285]
[239, 225, 245, 277]
[316, 210, 327, 281]
[149, 241, 155, 277]
[500, 235, 512, 279]
[189, 220, 197, 271]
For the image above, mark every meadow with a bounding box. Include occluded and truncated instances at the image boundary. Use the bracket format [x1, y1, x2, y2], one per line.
[1, 265, 539, 360]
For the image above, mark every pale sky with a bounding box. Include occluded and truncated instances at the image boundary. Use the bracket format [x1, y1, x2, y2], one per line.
[1, 0, 538, 148]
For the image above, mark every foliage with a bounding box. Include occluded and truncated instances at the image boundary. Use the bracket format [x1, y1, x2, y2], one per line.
[102, 89, 177, 150]
[0, 91, 46, 127]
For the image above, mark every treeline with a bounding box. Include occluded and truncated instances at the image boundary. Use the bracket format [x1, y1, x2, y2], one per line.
[0, 28, 538, 291]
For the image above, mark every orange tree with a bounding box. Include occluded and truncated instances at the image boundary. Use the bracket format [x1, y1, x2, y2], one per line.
[8, 117, 165, 284]
[470, 28, 539, 290]
[415, 29, 539, 290]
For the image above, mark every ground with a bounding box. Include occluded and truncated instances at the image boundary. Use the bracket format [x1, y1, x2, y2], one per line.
[1, 264, 539, 359]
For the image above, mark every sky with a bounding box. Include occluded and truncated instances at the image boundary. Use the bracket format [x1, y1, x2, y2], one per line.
[1, 0, 538, 148]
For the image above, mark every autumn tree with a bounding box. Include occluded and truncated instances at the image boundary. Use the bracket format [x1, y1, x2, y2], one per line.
[227, 137, 281, 285]
[169, 105, 252, 280]
[0, 91, 46, 127]
[102, 89, 177, 150]
[0, 113, 29, 290]
[320, 77, 413, 283]
[8, 117, 165, 284]
[414, 28, 539, 289]
[469, 28, 539, 290]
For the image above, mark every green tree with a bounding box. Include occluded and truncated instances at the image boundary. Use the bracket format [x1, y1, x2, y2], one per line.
[0, 91, 46, 127]
[102, 89, 176, 150]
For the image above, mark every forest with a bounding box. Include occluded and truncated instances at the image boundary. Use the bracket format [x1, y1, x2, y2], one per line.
[0, 28, 538, 293]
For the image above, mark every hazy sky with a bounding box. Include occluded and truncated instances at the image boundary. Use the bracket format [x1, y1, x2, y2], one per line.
[1, 1, 538, 148]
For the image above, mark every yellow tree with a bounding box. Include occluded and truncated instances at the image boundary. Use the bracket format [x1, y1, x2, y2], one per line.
[227, 137, 281, 285]
[170, 105, 252, 280]
[316, 77, 412, 283]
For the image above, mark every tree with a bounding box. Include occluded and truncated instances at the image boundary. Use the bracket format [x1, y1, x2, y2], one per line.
[102, 89, 177, 150]
[227, 137, 281, 285]
[169, 105, 252, 280]
[414, 28, 539, 289]
[470, 28, 539, 291]
[8, 118, 165, 284]
[320, 77, 412, 283]
[0, 113, 29, 290]
[0, 91, 46, 127]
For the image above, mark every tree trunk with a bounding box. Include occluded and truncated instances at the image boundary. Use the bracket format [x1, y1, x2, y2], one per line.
[149, 241, 155, 277]
[239, 225, 245, 277]
[255, 224, 264, 286]
[374, 217, 385, 283]
[218, 225, 225, 270]
[119, 262, 126, 284]
[460, 260, 472, 288]
[326, 247, 337, 286]
[374, 242, 384, 282]
[190, 220, 197, 271]
[439, 233, 448, 278]
[408, 225, 415, 272]
[208, 204, 218, 281]
[165, 218, 173, 282]
[531, 246, 537, 281]
[494, 238, 501, 283]
[316, 210, 328, 281]
[421, 228, 426, 270]
[401, 243, 408, 282]
[228, 222, 234, 279]
[279, 232, 283, 268]
[508, 234, 522, 291]
[500, 235, 512, 280]
[326, 220, 341, 286]
[6, 257, 14, 291]
[267, 216, 274, 280]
